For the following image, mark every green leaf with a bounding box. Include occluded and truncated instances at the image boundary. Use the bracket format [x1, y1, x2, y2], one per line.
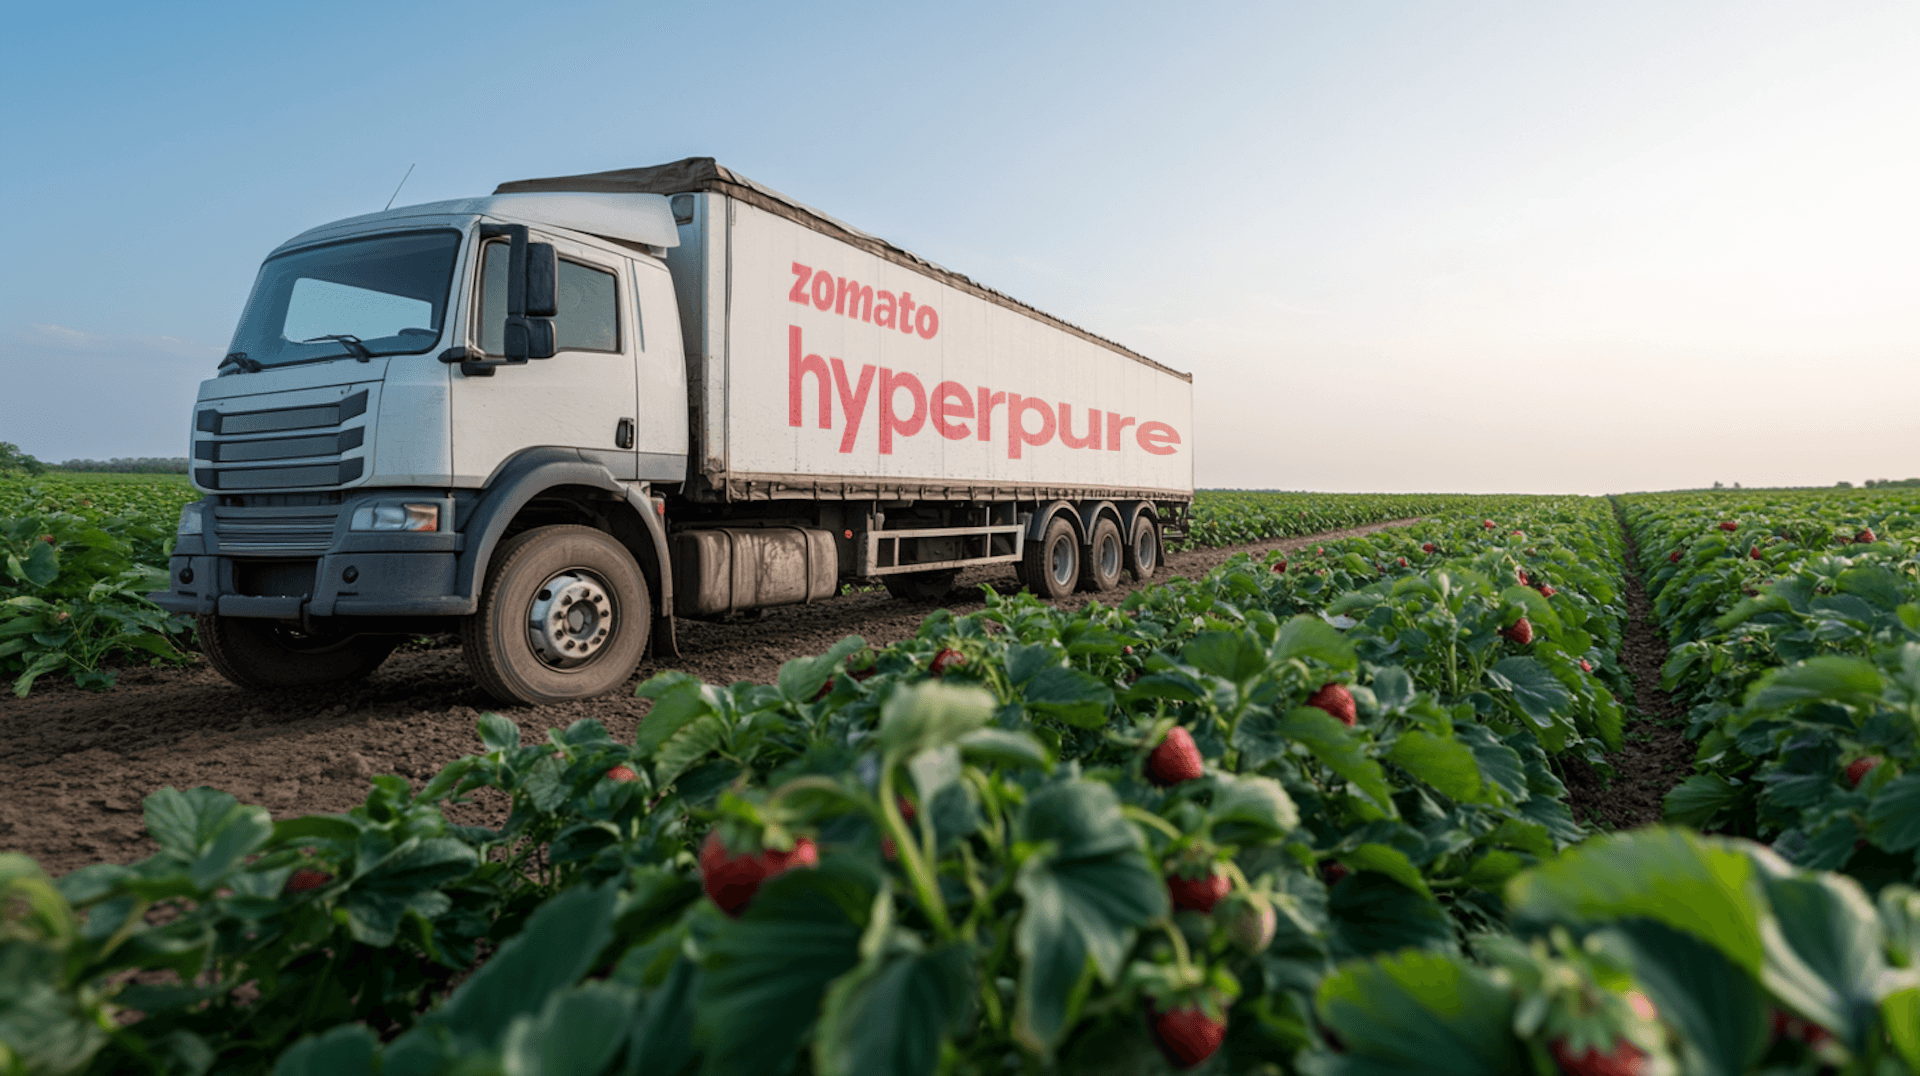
[1013, 780, 1166, 1052]
[22, 540, 59, 587]
[1341, 844, 1433, 902]
[1455, 724, 1528, 804]
[1272, 614, 1357, 668]
[1603, 919, 1767, 1076]
[271, 1024, 379, 1076]
[498, 981, 637, 1076]
[877, 681, 996, 755]
[1311, 949, 1521, 1074]
[438, 880, 621, 1048]
[1747, 656, 1885, 715]
[956, 728, 1052, 770]
[1182, 631, 1270, 683]
[1328, 871, 1454, 961]
[1485, 657, 1573, 739]
[653, 713, 725, 788]
[1662, 774, 1743, 828]
[814, 942, 975, 1076]
[699, 856, 875, 1075]
[1507, 828, 1766, 977]
[1021, 666, 1114, 730]
[1387, 731, 1485, 804]
[779, 635, 867, 703]
[1209, 774, 1299, 837]
[477, 711, 520, 751]
[1886, 987, 1920, 1074]
[1370, 666, 1415, 712]
[1276, 707, 1397, 817]
[1868, 775, 1920, 852]
[342, 838, 479, 948]
[623, 957, 699, 1076]
[635, 673, 718, 756]
[1751, 863, 1886, 1053]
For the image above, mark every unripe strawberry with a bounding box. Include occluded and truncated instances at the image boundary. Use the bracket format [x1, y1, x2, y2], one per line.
[1147, 726, 1204, 786]
[1220, 892, 1277, 953]
[1503, 618, 1534, 645]
[1307, 683, 1356, 727]
[1845, 755, 1882, 789]
[285, 869, 332, 894]
[1167, 869, 1230, 913]
[930, 647, 966, 676]
[700, 831, 819, 916]
[1150, 1003, 1227, 1069]
[606, 764, 640, 782]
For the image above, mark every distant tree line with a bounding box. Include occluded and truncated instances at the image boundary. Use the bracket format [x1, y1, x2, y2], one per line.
[1864, 478, 1920, 488]
[0, 443, 190, 475]
[0, 442, 46, 475]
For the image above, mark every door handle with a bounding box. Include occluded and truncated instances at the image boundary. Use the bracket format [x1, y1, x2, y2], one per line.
[616, 418, 635, 449]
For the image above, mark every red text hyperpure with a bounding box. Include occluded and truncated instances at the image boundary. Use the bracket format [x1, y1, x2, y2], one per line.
[786, 325, 1181, 458]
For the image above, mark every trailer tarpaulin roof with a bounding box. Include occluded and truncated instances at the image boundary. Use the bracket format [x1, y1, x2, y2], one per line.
[496, 158, 1189, 381]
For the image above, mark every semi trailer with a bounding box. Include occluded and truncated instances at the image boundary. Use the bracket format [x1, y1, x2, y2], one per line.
[153, 158, 1195, 704]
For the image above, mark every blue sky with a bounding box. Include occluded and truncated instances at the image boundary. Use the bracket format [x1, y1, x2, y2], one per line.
[3, 1, 1915, 492]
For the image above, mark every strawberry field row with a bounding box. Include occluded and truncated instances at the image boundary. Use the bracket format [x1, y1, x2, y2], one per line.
[5, 494, 1917, 1076]
[1618, 488, 1920, 891]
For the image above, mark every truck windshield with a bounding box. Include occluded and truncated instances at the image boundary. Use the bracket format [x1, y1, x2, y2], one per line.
[227, 230, 462, 369]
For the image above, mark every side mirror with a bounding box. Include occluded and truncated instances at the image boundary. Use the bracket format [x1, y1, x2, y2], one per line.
[480, 224, 558, 361]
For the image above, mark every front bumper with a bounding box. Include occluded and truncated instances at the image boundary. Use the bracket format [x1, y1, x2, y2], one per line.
[150, 491, 474, 620]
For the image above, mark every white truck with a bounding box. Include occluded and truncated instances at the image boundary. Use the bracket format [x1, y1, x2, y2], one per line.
[153, 159, 1194, 704]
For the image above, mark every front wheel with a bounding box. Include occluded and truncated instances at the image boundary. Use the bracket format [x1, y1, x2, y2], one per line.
[461, 525, 651, 705]
[197, 615, 399, 690]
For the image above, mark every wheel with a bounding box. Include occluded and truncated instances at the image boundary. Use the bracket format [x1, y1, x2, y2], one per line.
[883, 569, 960, 602]
[197, 615, 398, 690]
[1126, 514, 1161, 582]
[1079, 518, 1124, 592]
[1021, 516, 1080, 601]
[461, 524, 651, 705]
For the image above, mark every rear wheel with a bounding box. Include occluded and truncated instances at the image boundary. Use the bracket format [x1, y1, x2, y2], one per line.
[1021, 516, 1080, 601]
[461, 525, 650, 705]
[883, 569, 959, 602]
[1079, 518, 1124, 592]
[1126, 514, 1161, 582]
[197, 615, 399, 690]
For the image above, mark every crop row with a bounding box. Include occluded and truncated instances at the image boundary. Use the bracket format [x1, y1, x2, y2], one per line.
[10, 496, 1916, 1074]
[1618, 488, 1920, 894]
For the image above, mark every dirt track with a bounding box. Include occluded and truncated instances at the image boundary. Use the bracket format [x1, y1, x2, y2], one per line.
[2, 523, 1424, 877]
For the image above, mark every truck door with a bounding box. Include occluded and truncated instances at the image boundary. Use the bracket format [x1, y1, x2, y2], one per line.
[450, 230, 638, 484]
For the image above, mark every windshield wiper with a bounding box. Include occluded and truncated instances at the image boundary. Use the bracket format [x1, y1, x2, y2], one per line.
[303, 334, 373, 362]
[217, 351, 262, 374]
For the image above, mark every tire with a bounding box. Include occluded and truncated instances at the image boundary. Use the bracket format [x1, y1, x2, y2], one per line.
[1079, 517, 1124, 592]
[1126, 514, 1162, 582]
[883, 569, 960, 602]
[197, 615, 398, 690]
[1021, 516, 1080, 601]
[461, 524, 651, 705]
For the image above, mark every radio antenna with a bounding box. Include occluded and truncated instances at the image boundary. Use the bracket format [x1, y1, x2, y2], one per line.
[383, 163, 417, 211]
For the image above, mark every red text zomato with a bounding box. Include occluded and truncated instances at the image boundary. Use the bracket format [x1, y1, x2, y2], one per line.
[786, 326, 1181, 459]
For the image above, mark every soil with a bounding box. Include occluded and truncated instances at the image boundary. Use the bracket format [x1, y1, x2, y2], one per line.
[2, 521, 1421, 878]
[1559, 502, 1696, 831]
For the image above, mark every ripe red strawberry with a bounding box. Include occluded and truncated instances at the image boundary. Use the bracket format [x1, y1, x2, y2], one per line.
[1579, 659, 1592, 673]
[1322, 861, 1350, 886]
[1516, 569, 1531, 585]
[1307, 683, 1357, 727]
[1220, 892, 1276, 953]
[1503, 618, 1534, 645]
[1512, 530, 1524, 538]
[1421, 542, 1435, 553]
[1549, 1037, 1647, 1076]
[1845, 755, 1882, 789]
[849, 665, 877, 682]
[1483, 520, 1495, 529]
[1150, 1004, 1227, 1069]
[1147, 726, 1204, 786]
[1167, 869, 1230, 913]
[284, 869, 332, 894]
[1271, 558, 1287, 573]
[1538, 585, 1556, 597]
[1857, 528, 1877, 544]
[1749, 545, 1762, 560]
[1123, 645, 1135, 656]
[930, 648, 966, 676]
[1718, 520, 1738, 532]
[606, 764, 639, 782]
[700, 831, 819, 916]
[1396, 557, 1408, 567]
[1769, 1008, 1832, 1045]
[1315, 546, 1324, 555]
[40, 534, 56, 545]
[1668, 550, 1681, 563]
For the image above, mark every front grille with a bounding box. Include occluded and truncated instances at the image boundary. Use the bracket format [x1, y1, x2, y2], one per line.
[193, 388, 373, 492]
[213, 505, 342, 555]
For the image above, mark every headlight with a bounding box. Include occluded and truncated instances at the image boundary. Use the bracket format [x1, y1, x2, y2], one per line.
[177, 503, 204, 536]
[350, 503, 439, 532]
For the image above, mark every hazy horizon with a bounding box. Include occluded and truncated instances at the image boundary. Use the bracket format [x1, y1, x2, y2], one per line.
[3, 2, 1914, 495]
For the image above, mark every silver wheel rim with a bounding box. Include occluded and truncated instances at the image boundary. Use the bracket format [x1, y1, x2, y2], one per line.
[1098, 533, 1121, 578]
[1050, 536, 1076, 588]
[1135, 526, 1157, 572]
[527, 568, 616, 669]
